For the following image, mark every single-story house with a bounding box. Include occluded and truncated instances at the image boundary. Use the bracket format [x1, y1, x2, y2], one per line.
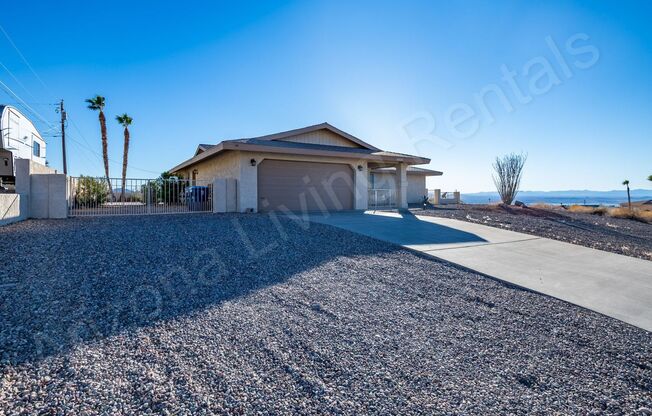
[170, 123, 442, 213]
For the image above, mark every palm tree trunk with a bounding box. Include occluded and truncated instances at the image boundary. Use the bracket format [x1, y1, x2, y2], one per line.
[99, 110, 114, 201]
[120, 127, 130, 202]
[627, 185, 631, 211]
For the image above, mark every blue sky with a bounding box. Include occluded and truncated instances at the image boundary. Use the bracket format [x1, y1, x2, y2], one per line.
[1, 0, 650, 192]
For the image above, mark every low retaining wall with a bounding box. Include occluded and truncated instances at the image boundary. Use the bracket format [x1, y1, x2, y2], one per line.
[0, 193, 27, 226]
[432, 189, 461, 205]
[29, 174, 67, 219]
[0, 159, 66, 226]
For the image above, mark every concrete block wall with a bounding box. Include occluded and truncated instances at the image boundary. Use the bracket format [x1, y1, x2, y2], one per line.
[30, 174, 67, 219]
[212, 177, 238, 213]
[0, 193, 27, 226]
[2, 159, 67, 225]
[432, 189, 460, 205]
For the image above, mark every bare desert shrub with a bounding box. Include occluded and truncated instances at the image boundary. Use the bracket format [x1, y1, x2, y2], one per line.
[610, 207, 652, 223]
[568, 205, 607, 215]
[492, 153, 527, 205]
[567, 205, 652, 223]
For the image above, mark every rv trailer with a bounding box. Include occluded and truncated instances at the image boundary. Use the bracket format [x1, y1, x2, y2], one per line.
[0, 105, 47, 189]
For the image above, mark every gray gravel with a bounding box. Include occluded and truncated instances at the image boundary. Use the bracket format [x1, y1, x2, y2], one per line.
[417, 205, 652, 261]
[1, 214, 651, 414]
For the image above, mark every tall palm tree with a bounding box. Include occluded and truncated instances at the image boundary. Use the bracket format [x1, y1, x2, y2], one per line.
[85, 95, 114, 200]
[623, 180, 631, 211]
[116, 114, 133, 202]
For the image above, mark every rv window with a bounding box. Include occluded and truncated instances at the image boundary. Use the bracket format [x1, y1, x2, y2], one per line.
[33, 141, 40, 157]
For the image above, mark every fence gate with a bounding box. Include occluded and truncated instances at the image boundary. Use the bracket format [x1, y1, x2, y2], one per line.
[68, 177, 213, 216]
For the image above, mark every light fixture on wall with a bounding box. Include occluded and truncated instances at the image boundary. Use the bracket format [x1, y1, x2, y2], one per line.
[357, 165, 363, 171]
[250, 159, 257, 167]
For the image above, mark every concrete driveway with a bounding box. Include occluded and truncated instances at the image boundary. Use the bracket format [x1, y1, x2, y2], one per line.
[308, 210, 652, 331]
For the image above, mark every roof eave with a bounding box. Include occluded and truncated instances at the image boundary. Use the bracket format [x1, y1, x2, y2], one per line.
[170, 141, 430, 172]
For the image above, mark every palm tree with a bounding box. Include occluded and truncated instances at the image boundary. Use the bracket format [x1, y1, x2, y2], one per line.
[86, 95, 114, 200]
[648, 175, 652, 182]
[116, 114, 133, 202]
[623, 180, 631, 211]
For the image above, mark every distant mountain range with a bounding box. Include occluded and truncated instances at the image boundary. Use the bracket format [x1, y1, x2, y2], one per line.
[460, 189, 652, 205]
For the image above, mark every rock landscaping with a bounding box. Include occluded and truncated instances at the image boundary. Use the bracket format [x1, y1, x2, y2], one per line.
[0, 214, 650, 414]
[417, 205, 652, 261]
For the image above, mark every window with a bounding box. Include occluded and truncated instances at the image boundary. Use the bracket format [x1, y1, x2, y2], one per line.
[33, 141, 40, 157]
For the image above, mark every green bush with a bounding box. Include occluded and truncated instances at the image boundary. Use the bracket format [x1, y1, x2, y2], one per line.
[157, 171, 186, 204]
[74, 176, 109, 207]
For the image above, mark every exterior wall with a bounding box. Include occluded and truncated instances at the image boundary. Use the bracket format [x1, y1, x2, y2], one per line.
[407, 175, 427, 203]
[176, 150, 242, 182]
[177, 149, 447, 212]
[0, 193, 26, 226]
[2, 159, 65, 225]
[29, 174, 67, 219]
[278, 130, 362, 148]
[0, 106, 47, 175]
[212, 178, 237, 213]
[370, 172, 428, 204]
[370, 172, 396, 190]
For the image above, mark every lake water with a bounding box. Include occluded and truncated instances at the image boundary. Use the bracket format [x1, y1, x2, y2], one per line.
[460, 195, 651, 206]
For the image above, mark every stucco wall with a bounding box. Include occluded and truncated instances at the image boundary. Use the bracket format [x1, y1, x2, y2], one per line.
[407, 175, 427, 203]
[370, 172, 426, 204]
[176, 150, 242, 182]
[0, 193, 26, 226]
[29, 174, 67, 219]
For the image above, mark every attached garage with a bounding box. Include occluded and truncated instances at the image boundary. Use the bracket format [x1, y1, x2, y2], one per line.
[258, 159, 354, 212]
[170, 123, 440, 212]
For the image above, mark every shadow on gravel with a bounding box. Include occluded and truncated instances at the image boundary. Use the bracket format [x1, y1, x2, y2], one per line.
[0, 213, 405, 366]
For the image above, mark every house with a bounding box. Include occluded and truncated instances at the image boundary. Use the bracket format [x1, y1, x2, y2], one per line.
[170, 123, 442, 213]
[0, 105, 47, 187]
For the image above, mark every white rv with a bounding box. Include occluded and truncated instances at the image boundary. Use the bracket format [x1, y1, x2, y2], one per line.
[0, 105, 47, 186]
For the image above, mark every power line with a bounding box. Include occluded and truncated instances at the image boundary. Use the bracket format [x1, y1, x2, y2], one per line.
[0, 24, 54, 98]
[0, 59, 41, 103]
[0, 25, 161, 177]
[0, 78, 57, 135]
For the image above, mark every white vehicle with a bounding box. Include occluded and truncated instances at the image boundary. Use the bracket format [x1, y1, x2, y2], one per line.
[0, 105, 47, 186]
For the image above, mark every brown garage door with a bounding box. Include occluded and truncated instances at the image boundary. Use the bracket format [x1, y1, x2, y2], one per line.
[258, 160, 354, 212]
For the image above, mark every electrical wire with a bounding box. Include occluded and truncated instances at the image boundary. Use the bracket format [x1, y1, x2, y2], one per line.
[0, 24, 54, 99]
[0, 25, 162, 177]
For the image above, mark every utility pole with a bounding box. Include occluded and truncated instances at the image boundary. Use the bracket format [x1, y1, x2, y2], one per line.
[59, 99, 67, 175]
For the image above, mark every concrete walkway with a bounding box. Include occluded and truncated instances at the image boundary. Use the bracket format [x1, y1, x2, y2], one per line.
[308, 210, 652, 331]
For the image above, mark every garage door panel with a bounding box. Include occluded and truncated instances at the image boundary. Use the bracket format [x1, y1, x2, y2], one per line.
[258, 160, 354, 212]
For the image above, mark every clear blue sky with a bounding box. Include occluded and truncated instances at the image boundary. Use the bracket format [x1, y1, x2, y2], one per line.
[1, 0, 650, 192]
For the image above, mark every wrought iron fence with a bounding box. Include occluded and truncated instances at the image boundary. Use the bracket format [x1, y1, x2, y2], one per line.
[68, 177, 213, 216]
[368, 188, 396, 209]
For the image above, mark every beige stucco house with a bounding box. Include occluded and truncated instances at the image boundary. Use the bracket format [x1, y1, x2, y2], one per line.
[170, 123, 442, 213]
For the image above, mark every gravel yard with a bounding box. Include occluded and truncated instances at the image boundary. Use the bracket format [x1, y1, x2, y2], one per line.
[1, 214, 650, 414]
[417, 205, 652, 261]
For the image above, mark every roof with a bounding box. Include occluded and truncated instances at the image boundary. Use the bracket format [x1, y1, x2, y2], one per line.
[242, 122, 381, 151]
[170, 123, 432, 173]
[194, 144, 215, 156]
[371, 166, 443, 176]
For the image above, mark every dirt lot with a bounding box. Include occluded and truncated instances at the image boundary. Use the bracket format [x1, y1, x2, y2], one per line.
[0, 214, 650, 414]
[417, 205, 652, 261]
